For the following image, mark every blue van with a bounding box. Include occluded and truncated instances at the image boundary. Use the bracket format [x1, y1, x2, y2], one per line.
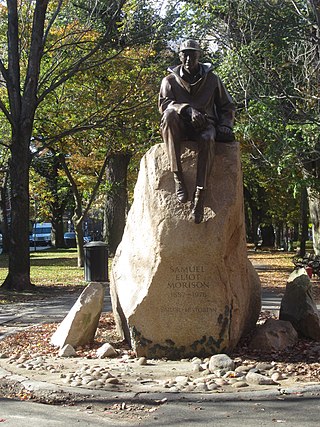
[30, 222, 52, 246]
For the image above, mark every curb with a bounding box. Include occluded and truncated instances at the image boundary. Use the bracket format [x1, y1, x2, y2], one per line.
[2, 365, 320, 403]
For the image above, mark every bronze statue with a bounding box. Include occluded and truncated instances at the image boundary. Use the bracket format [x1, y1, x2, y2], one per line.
[158, 39, 236, 223]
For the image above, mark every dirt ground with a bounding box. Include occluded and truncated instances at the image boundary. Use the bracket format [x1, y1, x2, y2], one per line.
[248, 250, 320, 302]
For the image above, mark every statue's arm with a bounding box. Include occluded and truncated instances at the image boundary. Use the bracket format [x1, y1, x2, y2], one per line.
[158, 77, 189, 115]
[215, 78, 236, 129]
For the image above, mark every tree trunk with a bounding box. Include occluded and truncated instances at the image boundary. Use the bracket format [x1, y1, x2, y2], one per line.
[243, 186, 263, 247]
[74, 215, 84, 267]
[1, 0, 49, 289]
[275, 222, 283, 249]
[2, 133, 33, 290]
[293, 223, 299, 242]
[244, 201, 253, 242]
[51, 212, 66, 248]
[260, 224, 275, 247]
[103, 153, 131, 256]
[307, 188, 320, 255]
[299, 186, 309, 256]
[0, 171, 10, 255]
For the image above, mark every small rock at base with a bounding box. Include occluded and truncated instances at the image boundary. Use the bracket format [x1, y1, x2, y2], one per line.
[138, 357, 148, 366]
[231, 381, 248, 388]
[271, 372, 282, 382]
[193, 363, 201, 373]
[256, 362, 274, 371]
[0, 353, 9, 359]
[105, 377, 120, 384]
[96, 343, 117, 358]
[209, 354, 235, 373]
[195, 382, 208, 391]
[207, 382, 219, 391]
[59, 344, 76, 357]
[246, 371, 277, 385]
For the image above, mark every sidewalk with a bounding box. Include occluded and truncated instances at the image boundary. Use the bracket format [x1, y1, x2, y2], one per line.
[0, 291, 112, 336]
[0, 285, 281, 331]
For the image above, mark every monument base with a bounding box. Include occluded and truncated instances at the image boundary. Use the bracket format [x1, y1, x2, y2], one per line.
[110, 142, 261, 359]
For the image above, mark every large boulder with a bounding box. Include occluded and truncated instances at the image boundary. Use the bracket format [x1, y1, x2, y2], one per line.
[249, 318, 298, 352]
[51, 282, 105, 348]
[279, 268, 320, 340]
[110, 142, 261, 359]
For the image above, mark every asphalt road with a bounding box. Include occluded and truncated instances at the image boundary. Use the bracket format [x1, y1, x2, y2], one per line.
[1, 391, 320, 426]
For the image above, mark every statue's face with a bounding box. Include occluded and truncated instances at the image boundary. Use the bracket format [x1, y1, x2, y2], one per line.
[179, 49, 200, 74]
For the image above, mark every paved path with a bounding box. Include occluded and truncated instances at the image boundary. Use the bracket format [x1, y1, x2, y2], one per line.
[0, 258, 301, 332]
[0, 290, 112, 338]
[0, 286, 281, 338]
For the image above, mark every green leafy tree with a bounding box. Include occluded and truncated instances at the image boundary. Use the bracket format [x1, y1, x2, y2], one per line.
[35, 39, 162, 266]
[30, 151, 73, 248]
[0, 0, 131, 290]
[173, 0, 320, 251]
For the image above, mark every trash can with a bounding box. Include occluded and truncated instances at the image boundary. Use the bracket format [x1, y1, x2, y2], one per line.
[84, 241, 108, 282]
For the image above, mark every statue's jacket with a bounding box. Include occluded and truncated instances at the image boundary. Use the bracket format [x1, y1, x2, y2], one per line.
[158, 63, 235, 128]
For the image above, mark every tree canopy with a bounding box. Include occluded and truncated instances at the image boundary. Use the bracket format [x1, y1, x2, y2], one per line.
[2, 0, 320, 291]
[0, 0, 170, 289]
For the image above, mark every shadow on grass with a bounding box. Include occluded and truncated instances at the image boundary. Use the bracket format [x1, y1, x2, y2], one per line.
[30, 257, 78, 267]
[0, 283, 86, 304]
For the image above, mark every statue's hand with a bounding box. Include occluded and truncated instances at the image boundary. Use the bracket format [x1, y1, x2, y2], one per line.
[186, 107, 207, 129]
[217, 125, 233, 136]
[216, 125, 235, 142]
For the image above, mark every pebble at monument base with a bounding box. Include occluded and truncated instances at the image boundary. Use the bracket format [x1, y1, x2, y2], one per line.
[110, 141, 261, 359]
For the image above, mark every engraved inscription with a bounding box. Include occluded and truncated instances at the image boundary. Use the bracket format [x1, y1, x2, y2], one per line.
[164, 264, 216, 316]
[160, 306, 215, 313]
[167, 265, 208, 293]
[170, 291, 207, 298]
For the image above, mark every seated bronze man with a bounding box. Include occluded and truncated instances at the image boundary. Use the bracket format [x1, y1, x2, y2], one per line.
[158, 39, 236, 223]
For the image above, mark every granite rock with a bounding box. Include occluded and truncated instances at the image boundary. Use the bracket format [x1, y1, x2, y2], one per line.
[280, 268, 320, 340]
[249, 318, 298, 351]
[111, 142, 261, 358]
[51, 282, 105, 348]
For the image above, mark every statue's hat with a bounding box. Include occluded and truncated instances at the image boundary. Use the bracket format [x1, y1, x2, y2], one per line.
[179, 39, 201, 52]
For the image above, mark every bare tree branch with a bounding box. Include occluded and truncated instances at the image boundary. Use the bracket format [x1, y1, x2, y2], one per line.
[22, 0, 49, 118]
[0, 98, 13, 126]
[7, 0, 22, 125]
[43, 0, 64, 45]
[57, 152, 82, 210]
[81, 151, 110, 220]
[0, 58, 9, 82]
[37, 0, 127, 104]
[38, 48, 124, 97]
[35, 101, 149, 148]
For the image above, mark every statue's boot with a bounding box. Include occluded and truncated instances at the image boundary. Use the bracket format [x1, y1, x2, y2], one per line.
[191, 187, 205, 224]
[174, 172, 188, 203]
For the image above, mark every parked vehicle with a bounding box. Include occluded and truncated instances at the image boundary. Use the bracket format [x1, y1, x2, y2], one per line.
[64, 232, 92, 247]
[64, 231, 77, 248]
[29, 222, 52, 246]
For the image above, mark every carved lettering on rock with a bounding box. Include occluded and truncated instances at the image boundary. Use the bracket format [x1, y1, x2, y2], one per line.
[162, 265, 214, 315]
[167, 265, 208, 291]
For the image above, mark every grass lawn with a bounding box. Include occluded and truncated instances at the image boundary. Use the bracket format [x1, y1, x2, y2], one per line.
[0, 248, 114, 303]
[0, 248, 84, 287]
[0, 246, 319, 304]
